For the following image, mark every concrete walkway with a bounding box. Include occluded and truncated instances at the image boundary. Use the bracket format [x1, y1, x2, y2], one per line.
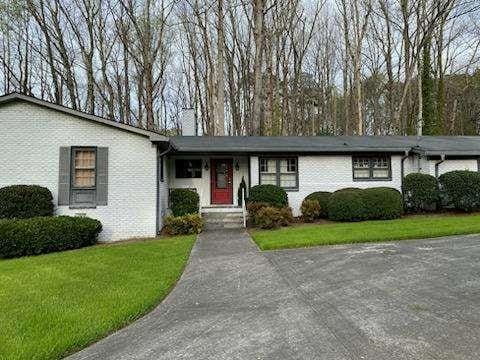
[69, 231, 480, 360]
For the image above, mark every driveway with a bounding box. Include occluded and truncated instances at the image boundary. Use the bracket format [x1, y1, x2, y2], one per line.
[69, 231, 480, 360]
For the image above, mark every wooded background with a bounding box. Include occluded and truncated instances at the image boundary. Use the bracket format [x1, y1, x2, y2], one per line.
[1, 0, 479, 136]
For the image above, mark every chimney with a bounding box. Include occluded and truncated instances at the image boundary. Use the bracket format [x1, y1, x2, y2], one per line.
[180, 108, 197, 136]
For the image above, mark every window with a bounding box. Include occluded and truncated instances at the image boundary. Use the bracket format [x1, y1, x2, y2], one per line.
[175, 159, 202, 178]
[259, 157, 298, 190]
[73, 149, 96, 188]
[352, 155, 391, 180]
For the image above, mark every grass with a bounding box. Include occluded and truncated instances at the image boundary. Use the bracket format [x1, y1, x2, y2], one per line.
[251, 213, 480, 250]
[0, 235, 195, 360]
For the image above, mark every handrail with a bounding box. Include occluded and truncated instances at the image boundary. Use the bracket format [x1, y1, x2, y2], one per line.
[241, 187, 247, 228]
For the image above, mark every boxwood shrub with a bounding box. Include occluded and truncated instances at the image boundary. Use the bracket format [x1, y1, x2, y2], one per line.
[403, 173, 439, 213]
[328, 187, 403, 222]
[328, 188, 367, 222]
[248, 184, 288, 207]
[163, 214, 204, 235]
[170, 189, 200, 216]
[305, 191, 332, 218]
[438, 170, 480, 212]
[0, 185, 54, 219]
[362, 187, 403, 220]
[0, 216, 102, 258]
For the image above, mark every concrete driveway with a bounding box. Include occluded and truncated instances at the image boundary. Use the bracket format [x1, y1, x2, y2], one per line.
[69, 231, 480, 360]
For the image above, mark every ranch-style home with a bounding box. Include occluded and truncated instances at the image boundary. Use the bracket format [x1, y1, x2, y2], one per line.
[1, 92, 480, 241]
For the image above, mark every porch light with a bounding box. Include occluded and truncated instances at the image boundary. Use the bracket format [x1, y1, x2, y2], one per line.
[235, 161, 240, 171]
[204, 160, 209, 171]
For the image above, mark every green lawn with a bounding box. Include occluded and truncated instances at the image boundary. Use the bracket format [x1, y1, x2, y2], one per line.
[251, 213, 480, 250]
[0, 235, 195, 360]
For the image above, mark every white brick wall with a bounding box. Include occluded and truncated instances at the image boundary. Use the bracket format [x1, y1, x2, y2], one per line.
[0, 102, 158, 242]
[251, 155, 402, 216]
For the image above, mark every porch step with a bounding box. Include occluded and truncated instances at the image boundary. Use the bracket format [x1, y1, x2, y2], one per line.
[202, 210, 244, 230]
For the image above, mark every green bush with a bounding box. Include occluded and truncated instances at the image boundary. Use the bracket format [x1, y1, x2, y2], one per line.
[438, 170, 480, 212]
[328, 189, 367, 222]
[253, 206, 293, 229]
[362, 187, 403, 220]
[0, 185, 54, 219]
[305, 191, 332, 218]
[301, 199, 321, 222]
[0, 216, 102, 258]
[163, 214, 204, 235]
[170, 189, 200, 216]
[403, 173, 439, 212]
[248, 185, 288, 207]
[327, 187, 403, 222]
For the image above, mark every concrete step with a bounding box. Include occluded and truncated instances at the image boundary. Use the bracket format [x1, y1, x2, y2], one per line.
[202, 210, 245, 230]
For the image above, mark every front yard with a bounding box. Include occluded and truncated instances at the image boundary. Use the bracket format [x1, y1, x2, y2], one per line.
[251, 213, 480, 250]
[0, 235, 195, 360]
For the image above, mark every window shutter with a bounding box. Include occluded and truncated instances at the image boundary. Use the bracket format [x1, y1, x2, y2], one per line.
[96, 147, 108, 206]
[58, 147, 71, 205]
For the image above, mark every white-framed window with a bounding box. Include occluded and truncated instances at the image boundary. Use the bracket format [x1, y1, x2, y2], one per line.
[259, 157, 298, 190]
[175, 159, 202, 178]
[352, 155, 391, 180]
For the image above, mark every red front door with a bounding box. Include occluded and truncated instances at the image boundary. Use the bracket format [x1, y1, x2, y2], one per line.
[211, 159, 233, 204]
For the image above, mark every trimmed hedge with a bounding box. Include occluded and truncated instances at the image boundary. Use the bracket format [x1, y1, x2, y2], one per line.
[438, 170, 480, 212]
[0, 185, 54, 219]
[305, 191, 332, 218]
[403, 173, 439, 213]
[328, 188, 366, 222]
[362, 187, 403, 220]
[328, 187, 403, 222]
[248, 185, 288, 207]
[170, 189, 200, 216]
[163, 214, 204, 235]
[0, 216, 102, 258]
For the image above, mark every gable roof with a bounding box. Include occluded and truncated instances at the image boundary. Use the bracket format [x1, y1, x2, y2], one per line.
[170, 135, 480, 156]
[0, 92, 167, 141]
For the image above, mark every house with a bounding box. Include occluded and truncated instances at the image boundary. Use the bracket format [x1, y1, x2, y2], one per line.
[1, 92, 480, 241]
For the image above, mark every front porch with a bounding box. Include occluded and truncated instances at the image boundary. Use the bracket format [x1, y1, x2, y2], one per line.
[167, 155, 249, 208]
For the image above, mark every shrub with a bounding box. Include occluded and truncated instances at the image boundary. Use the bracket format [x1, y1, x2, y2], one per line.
[163, 214, 204, 235]
[328, 188, 367, 222]
[0, 185, 54, 219]
[438, 170, 480, 212]
[278, 206, 294, 226]
[301, 199, 321, 222]
[246, 201, 271, 219]
[170, 189, 200, 216]
[0, 216, 102, 258]
[248, 185, 288, 207]
[362, 187, 403, 220]
[305, 191, 332, 218]
[403, 173, 439, 212]
[253, 206, 293, 229]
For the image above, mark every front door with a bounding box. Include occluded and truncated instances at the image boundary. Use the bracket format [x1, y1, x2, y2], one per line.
[211, 159, 233, 204]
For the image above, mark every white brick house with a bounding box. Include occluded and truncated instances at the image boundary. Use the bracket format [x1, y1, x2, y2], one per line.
[1, 93, 480, 241]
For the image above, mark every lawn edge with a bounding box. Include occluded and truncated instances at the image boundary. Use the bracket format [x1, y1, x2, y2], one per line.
[255, 231, 480, 251]
[62, 234, 197, 359]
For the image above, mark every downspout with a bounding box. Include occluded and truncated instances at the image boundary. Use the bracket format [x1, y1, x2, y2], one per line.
[435, 154, 446, 179]
[156, 143, 172, 235]
[400, 150, 409, 193]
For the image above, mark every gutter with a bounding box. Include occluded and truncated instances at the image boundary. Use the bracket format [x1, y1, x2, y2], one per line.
[400, 150, 409, 193]
[435, 154, 446, 179]
[156, 143, 172, 235]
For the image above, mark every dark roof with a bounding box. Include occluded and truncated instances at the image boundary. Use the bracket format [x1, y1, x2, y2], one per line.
[170, 136, 480, 156]
[0, 92, 167, 141]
